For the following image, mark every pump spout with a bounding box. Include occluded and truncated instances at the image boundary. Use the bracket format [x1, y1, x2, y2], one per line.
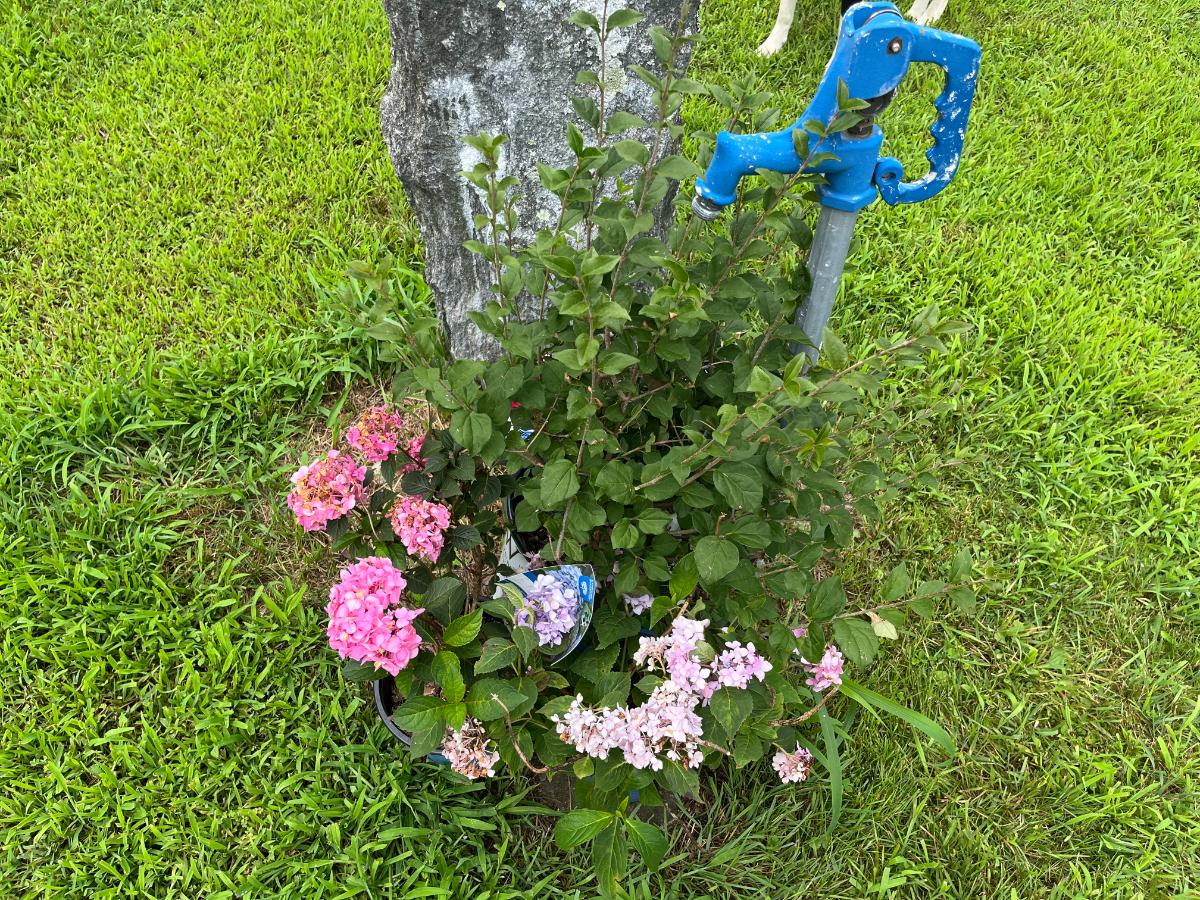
[695, 129, 801, 209]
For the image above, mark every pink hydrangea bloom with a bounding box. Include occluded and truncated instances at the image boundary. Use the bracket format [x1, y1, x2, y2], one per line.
[554, 616, 735, 772]
[441, 717, 500, 779]
[326, 556, 424, 676]
[552, 684, 706, 773]
[713, 641, 773, 690]
[553, 696, 623, 760]
[400, 434, 426, 474]
[288, 450, 366, 532]
[773, 745, 814, 784]
[389, 495, 451, 563]
[624, 593, 653, 615]
[792, 624, 808, 639]
[803, 644, 844, 692]
[345, 406, 406, 463]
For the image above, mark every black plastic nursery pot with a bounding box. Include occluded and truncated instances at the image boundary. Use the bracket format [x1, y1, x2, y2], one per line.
[373, 674, 449, 764]
[502, 492, 548, 557]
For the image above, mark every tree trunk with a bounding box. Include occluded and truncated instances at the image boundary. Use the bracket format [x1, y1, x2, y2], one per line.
[380, 0, 697, 360]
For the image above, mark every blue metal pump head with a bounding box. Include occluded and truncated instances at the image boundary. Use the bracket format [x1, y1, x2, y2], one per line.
[693, 1, 981, 218]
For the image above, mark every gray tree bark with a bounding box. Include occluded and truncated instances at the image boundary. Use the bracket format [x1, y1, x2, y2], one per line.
[380, 0, 697, 360]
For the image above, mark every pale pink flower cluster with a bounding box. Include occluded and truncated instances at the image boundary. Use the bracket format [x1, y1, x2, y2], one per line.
[288, 450, 366, 532]
[802, 645, 844, 692]
[554, 617, 770, 771]
[712, 641, 773, 690]
[388, 495, 451, 563]
[326, 557, 424, 676]
[441, 717, 500, 779]
[345, 405, 406, 463]
[624, 593, 653, 615]
[553, 681, 705, 772]
[772, 745, 814, 784]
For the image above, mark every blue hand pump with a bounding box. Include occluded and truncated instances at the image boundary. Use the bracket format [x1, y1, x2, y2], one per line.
[692, 1, 981, 363]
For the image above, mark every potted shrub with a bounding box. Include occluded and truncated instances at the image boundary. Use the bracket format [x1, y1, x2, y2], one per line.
[286, 4, 976, 891]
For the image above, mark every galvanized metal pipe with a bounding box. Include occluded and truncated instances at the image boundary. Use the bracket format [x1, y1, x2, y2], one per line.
[795, 205, 858, 363]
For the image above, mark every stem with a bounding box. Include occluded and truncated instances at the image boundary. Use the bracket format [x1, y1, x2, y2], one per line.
[553, 437, 589, 561]
[507, 720, 549, 774]
[773, 686, 839, 726]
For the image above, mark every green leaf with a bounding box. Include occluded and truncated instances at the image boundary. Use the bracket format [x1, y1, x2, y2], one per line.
[657, 760, 700, 798]
[881, 562, 911, 602]
[831, 616, 878, 667]
[431, 650, 465, 703]
[637, 508, 671, 535]
[540, 459, 580, 507]
[611, 519, 641, 550]
[655, 154, 701, 180]
[613, 139, 649, 165]
[409, 722, 445, 758]
[950, 586, 978, 613]
[950, 547, 973, 582]
[839, 679, 956, 755]
[649, 594, 676, 627]
[819, 708, 843, 832]
[605, 8, 644, 29]
[807, 577, 846, 622]
[594, 604, 643, 649]
[448, 524, 482, 551]
[595, 461, 635, 503]
[450, 411, 492, 455]
[748, 365, 782, 396]
[713, 463, 763, 510]
[567, 9, 600, 31]
[669, 554, 698, 603]
[695, 536, 739, 585]
[474, 638, 518, 675]
[554, 809, 614, 850]
[726, 517, 772, 550]
[594, 671, 632, 707]
[393, 695, 448, 733]
[570, 643, 620, 683]
[733, 732, 766, 768]
[598, 351, 638, 375]
[468, 678, 527, 721]
[822, 328, 849, 367]
[539, 694, 576, 718]
[443, 608, 483, 647]
[613, 560, 639, 595]
[593, 821, 628, 898]
[512, 625, 540, 661]
[422, 577, 467, 625]
[607, 110, 648, 133]
[708, 687, 754, 739]
[341, 658, 386, 683]
[909, 597, 935, 618]
[626, 819, 668, 871]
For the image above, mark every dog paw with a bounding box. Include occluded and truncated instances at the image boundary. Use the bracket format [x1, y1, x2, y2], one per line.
[757, 35, 785, 56]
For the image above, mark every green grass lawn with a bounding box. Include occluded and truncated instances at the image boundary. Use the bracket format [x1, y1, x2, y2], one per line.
[2, 0, 1197, 895]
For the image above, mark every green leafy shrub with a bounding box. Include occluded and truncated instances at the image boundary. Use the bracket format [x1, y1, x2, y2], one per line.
[290, 4, 978, 892]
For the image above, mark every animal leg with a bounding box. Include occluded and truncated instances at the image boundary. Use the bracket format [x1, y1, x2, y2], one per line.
[757, 0, 798, 56]
[909, 0, 949, 25]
